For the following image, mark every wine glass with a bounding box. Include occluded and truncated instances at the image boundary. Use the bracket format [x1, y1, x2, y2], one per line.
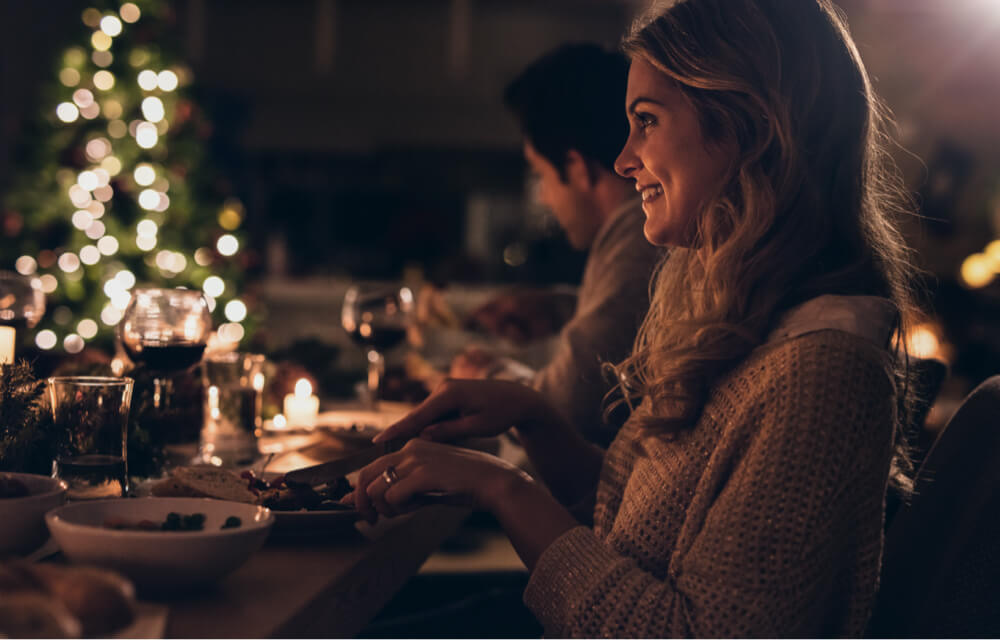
[119, 288, 212, 409]
[341, 284, 414, 409]
[0, 270, 46, 364]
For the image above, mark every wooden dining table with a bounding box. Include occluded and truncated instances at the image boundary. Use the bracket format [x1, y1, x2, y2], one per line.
[158, 406, 479, 638]
[163, 504, 470, 638]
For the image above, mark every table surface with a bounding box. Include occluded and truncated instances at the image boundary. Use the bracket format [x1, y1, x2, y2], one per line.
[163, 505, 470, 638]
[162, 408, 474, 638]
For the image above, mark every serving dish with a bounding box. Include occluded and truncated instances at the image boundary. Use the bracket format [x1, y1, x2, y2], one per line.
[45, 497, 273, 591]
[0, 472, 68, 555]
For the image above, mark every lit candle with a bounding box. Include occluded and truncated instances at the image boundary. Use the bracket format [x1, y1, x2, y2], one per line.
[0, 326, 14, 365]
[283, 378, 319, 428]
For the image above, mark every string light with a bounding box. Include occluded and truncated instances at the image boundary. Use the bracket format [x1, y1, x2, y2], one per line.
[120, 3, 141, 23]
[138, 189, 160, 210]
[64, 334, 85, 354]
[77, 319, 99, 339]
[77, 170, 99, 191]
[86, 200, 105, 218]
[91, 31, 112, 52]
[224, 300, 248, 322]
[93, 70, 115, 90]
[84, 220, 106, 240]
[157, 70, 179, 91]
[961, 253, 993, 288]
[81, 8, 101, 27]
[92, 50, 113, 67]
[101, 304, 123, 326]
[134, 164, 156, 186]
[97, 236, 119, 256]
[203, 275, 225, 297]
[80, 102, 100, 119]
[217, 234, 239, 256]
[72, 210, 94, 230]
[137, 70, 158, 91]
[135, 121, 158, 148]
[141, 96, 165, 122]
[102, 99, 123, 119]
[100, 15, 123, 37]
[36, 330, 58, 350]
[100, 156, 122, 175]
[56, 102, 79, 122]
[15, 256, 37, 275]
[108, 119, 127, 138]
[39, 275, 58, 294]
[59, 68, 80, 86]
[79, 246, 101, 265]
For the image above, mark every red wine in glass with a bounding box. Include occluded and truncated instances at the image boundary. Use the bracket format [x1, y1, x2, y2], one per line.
[122, 342, 207, 373]
[348, 324, 408, 353]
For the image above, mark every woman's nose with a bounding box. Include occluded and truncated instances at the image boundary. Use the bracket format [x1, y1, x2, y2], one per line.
[615, 141, 638, 178]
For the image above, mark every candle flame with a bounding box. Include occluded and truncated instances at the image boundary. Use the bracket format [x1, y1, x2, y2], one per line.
[294, 378, 313, 397]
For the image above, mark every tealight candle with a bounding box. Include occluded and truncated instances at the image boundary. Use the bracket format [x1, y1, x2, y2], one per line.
[0, 326, 14, 365]
[283, 378, 319, 428]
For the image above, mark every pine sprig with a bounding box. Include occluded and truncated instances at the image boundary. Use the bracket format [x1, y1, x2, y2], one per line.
[0, 360, 60, 475]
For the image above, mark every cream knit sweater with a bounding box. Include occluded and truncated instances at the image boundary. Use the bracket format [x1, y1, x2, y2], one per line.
[524, 296, 898, 637]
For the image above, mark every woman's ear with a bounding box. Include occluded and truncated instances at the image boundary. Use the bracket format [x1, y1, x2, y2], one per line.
[564, 149, 598, 190]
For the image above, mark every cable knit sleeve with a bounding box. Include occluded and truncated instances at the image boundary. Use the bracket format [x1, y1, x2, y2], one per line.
[523, 333, 896, 637]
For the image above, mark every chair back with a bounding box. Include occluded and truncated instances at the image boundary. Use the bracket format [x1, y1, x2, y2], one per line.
[869, 375, 1000, 637]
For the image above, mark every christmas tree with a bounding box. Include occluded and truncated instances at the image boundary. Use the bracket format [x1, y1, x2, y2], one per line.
[1, 0, 251, 356]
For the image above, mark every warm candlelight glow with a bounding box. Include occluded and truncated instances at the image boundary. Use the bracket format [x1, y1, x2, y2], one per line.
[284, 378, 319, 428]
[295, 378, 312, 397]
[0, 326, 14, 364]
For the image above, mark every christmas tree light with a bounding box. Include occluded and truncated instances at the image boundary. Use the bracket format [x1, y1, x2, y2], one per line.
[2, 0, 252, 353]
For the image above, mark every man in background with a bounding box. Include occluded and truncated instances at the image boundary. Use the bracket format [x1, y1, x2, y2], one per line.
[450, 43, 663, 447]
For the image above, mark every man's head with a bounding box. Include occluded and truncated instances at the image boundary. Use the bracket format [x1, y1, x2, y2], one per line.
[505, 43, 630, 250]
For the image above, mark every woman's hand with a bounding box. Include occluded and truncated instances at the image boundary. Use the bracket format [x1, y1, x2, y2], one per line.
[343, 438, 532, 523]
[374, 378, 556, 444]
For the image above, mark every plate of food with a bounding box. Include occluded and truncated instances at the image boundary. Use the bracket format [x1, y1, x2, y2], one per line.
[150, 465, 360, 537]
[45, 497, 273, 591]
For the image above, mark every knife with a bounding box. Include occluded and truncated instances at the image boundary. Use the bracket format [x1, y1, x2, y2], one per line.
[284, 439, 402, 486]
[283, 439, 467, 506]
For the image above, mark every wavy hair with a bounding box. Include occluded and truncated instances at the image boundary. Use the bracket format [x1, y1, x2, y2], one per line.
[612, 0, 919, 456]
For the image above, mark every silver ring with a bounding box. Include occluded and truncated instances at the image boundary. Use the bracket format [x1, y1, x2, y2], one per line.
[381, 466, 399, 488]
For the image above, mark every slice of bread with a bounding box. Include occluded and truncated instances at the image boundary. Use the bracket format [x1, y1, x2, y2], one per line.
[151, 466, 257, 504]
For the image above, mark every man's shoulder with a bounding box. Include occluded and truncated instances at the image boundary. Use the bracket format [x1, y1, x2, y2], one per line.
[589, 202, 661, 266]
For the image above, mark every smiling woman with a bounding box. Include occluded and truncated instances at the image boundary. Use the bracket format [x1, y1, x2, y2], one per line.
[344, 0, 920, 636]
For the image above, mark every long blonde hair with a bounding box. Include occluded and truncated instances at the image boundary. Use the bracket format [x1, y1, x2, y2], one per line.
[613, 0, 919, 436]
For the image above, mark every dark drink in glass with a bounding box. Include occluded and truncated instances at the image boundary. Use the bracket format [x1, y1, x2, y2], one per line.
[348, 325, 407, 353]
[54, 454, 127, 500]
[123, 342, 207, 372]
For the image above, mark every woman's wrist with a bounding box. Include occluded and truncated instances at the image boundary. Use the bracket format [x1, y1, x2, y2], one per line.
[480, 465, 536, 513]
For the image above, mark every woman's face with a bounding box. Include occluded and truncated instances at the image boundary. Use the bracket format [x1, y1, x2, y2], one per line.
[615, 57, 733, 248]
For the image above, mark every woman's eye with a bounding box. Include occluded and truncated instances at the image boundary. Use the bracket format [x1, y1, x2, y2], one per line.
[635, 113, 656, 130]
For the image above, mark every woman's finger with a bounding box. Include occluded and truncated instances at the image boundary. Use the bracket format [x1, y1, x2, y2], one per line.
[354, 452, 403, 522]
[375, 382, 462, 442]
[421, 414, 482, 441]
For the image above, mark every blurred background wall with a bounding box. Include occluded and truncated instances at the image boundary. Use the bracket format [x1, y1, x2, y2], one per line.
[3, 0, 1000, 405]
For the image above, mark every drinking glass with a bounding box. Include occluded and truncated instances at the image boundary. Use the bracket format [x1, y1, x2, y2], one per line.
[198, 352, 266, 467]
[0, 271, 46, 364]
[48, 376, 134, 499]
[118, 288, 212, 409]
[341, 285, 414, 408]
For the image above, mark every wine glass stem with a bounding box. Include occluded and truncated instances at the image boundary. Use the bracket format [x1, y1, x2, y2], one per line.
[366, 349, 384, 410]
[153, 376, 173, 410]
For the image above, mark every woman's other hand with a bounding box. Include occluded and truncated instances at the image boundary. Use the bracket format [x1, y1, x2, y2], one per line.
[344, 438, 532, 522]
[374, 378, 554, 443]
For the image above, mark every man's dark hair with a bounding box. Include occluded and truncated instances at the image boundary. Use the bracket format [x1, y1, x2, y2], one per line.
[504, 43, 629, 179]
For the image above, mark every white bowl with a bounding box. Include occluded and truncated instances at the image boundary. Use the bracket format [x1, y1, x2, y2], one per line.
[0, 472, 67, 555]
[45, 497, 273, 591]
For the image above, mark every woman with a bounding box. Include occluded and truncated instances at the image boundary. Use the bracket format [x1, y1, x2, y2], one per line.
[346, 0, 917, 635]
